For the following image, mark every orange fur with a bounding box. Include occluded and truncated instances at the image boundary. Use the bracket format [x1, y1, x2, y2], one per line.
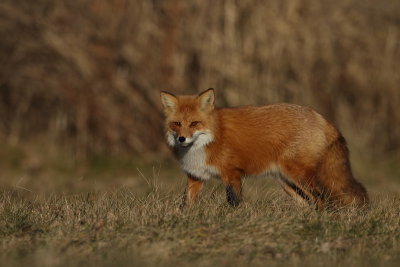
[160, 89, 368, 209]
[185, 176, 203, 205]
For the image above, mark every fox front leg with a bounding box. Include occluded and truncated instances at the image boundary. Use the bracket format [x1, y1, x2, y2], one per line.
[223, 171, 243, 207]
[182, 175, 204, 206]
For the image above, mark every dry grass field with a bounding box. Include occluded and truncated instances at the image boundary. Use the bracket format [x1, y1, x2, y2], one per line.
[1, 191, 399, 267]
[1, 144, 399, 267]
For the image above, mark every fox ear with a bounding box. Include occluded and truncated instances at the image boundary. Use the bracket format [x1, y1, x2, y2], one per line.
[160, 91, 178, 115]
[197, 88, 215, 112]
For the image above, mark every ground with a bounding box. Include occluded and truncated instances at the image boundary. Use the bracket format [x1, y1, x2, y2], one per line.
[0, 145, 399, 266]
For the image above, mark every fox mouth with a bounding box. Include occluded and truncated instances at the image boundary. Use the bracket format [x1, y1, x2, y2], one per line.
[177, 138, 194, 147]
[179, 143, 192, 147]
[177, 132, 213, 148]
[167, 131, 213, 148]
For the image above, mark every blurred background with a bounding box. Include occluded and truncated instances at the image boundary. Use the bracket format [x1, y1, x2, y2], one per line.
[0, 0, 399, 193]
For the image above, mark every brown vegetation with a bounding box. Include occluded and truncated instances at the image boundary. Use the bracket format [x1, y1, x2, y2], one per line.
[1, 177, 400, 266]
[1, 0, 399, 157]
[1, 2, 399, 265]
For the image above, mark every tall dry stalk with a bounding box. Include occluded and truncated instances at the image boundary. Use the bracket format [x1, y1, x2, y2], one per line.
[0, 0, 399, 157]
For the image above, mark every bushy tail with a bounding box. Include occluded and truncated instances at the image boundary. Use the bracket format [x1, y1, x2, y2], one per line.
[317, 135, 369, 207]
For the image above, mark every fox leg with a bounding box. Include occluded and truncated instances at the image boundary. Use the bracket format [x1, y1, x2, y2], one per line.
[278, 177, 309, 207]
[278, 176, 325, 210]
[279, 161, 326, 210]
[183, 175, 204, 206]
[222, 170, 242, 207]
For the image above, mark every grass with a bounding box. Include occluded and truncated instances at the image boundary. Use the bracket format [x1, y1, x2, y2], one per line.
[1, 176, 400, 266]
[1, 189, 399, 267]
[0, 145, 399, 266]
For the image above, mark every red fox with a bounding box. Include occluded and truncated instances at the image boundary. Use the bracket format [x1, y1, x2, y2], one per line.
[160, 88, 368, 209]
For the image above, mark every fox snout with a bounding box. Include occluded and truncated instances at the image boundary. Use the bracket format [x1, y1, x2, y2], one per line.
[176, 134, 195, 147]
[167, 130, 212, 148]
[177, 135, 191, 146]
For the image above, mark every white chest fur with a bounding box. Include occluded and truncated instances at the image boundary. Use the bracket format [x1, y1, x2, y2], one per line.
[178, 146, 220, 181]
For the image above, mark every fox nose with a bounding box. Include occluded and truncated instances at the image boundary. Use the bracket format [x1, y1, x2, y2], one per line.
[178, 136, 186, 143]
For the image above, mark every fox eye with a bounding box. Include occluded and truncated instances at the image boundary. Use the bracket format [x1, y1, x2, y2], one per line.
[173, 121, 181, 127]
[190, 121, 200, 127]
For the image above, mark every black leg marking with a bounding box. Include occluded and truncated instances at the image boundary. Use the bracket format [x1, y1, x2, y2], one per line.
[226, 185, 241, 207]
[280, 176, 311, 202]
[292, 184, 311, 202]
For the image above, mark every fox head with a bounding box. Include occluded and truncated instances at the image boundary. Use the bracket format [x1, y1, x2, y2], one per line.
[160, 88, 216, 148]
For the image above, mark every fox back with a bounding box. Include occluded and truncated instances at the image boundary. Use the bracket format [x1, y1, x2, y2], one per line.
[160, 89, 368, 209]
